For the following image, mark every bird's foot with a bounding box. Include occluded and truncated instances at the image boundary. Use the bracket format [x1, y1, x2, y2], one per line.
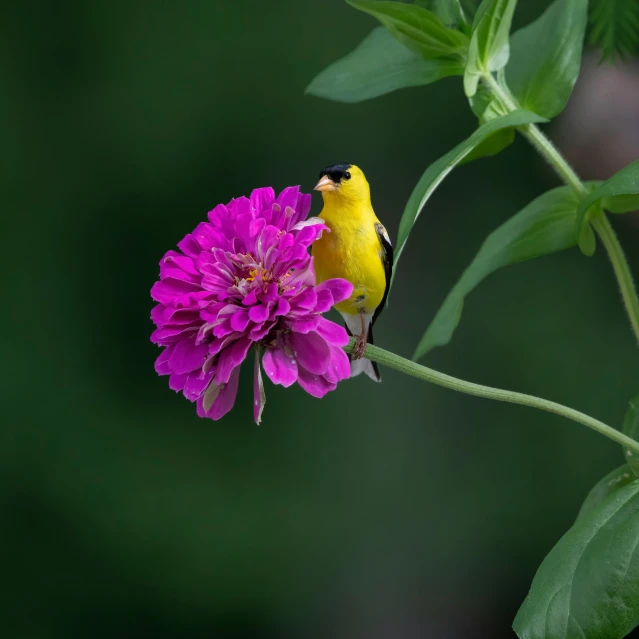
[352, 333, 368, 360]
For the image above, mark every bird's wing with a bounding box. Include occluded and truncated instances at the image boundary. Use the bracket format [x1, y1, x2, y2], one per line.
[373, 222, 393, 325]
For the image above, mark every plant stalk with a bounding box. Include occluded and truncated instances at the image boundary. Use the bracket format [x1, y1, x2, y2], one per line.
[591, 212, 639, 342]
[482, 73, 587, 196]
[482, 71, 639, 343]
[346, 339, 639, 455]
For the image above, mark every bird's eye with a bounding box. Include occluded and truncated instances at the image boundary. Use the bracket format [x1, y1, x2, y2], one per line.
[343, 171, 351, 180]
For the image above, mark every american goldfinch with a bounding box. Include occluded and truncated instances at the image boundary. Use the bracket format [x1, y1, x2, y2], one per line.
[312, 163, 393, 381]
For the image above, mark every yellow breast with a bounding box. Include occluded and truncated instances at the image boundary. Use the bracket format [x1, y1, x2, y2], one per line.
[312, 203, 386, 316]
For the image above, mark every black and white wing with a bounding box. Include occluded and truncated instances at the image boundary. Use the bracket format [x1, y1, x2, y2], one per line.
[373, 222, 393, 325]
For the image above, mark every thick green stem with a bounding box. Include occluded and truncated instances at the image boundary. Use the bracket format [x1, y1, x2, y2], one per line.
[519, 124, 587, 196]
[482, 73, 587, 196]
[591, 213, 639, 343]
[346, 339, 639, 455]
[482, 71, 639, 342]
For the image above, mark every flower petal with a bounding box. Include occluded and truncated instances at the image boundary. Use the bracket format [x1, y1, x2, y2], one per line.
[184, 371, 213, 401]
[230, 309, 250, 332]
[198, 366, 241, 420]
[314, 289, 334, 313]
[276, 186, 301, 221]
[214, 338, 251, 384]
[262, 346, 298, 387]
[290, 216, 325, 232]
[285, 316, 320, 333]
[290, 331, 330, 375]
[290, 288, 317, 311]
[177, 233, 201, 258]
[323, 345, 351, 383]
[154, 346, 173, 375]
[242, 290, 258, 306]
[293, 222, 327, 246]
[297, 367, 337, 398]
[168, 337, 208, 375]
[151, 324, 200, 345]
[273, 297, 290, 317]
[316, 317, 349, 346]
[169, 372, 188, 391]
[315, 278, 354, 305]
[292, 192, 312, 226]
[261, 282, 279, 303]
[151, 278, 201, 305]
[161, 250, 199, 275]
[250, 186, 275, 216]
[248, 303, 270, 323]
[151, 305, 200, 327]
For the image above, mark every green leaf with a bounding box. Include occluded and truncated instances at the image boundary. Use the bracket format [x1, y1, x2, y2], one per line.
[393, 110, 546, 277]
[345, 0, 469, 59]
[426, 0, 470, 29]
[622, 394, 639, 478]
[513, 481, 639, 639]
[507, 0, 588, 119]
[575, 160, 639, 255]
[461, 127, 514, 162]
[413, 185, 578, 359]
[464, 0, 518, 96]
[305, 27, 463, 103]
[589, 0, 639, 61]
[603, 194, 639, 214]
[464, 82, 513, 161]
[576, 464, 636, 524]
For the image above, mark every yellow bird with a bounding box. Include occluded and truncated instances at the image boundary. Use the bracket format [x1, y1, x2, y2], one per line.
[312, 163, 393, 381]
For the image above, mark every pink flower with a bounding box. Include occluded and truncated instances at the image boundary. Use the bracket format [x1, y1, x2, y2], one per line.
[150, 186, 353, 424]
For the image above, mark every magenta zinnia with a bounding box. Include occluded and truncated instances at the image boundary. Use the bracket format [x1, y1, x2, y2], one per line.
[150, 186, 353, 424]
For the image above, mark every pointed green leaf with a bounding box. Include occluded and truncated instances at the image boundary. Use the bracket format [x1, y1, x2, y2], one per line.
[461, 127, 514, 162]
[464, 0, 518, 96]
[427, 0, 470, 30]
[575, 160, 639, 255]
[346, 0, 469, 59]
[603, 194, 639, 214]
[413, 185, 578, 359]
[306, 27, 463, 103]
[393, 110, 546, 277]
[622, 393, 639, 478]
[513, 481, 639, 639]
[576, 464, 636, 524]
[507, 0, 588, 119]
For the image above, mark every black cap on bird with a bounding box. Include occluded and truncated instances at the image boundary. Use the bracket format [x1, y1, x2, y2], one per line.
[314, 163, 352, 192]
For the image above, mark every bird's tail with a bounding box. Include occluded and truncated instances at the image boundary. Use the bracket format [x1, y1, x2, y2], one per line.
[342, 315, 381, 382]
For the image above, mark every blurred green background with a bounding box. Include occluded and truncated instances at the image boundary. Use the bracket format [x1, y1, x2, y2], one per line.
[3, 1, 639, 637]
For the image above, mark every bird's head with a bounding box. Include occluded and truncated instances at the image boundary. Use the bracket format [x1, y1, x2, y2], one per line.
[314, 163, 370, 203]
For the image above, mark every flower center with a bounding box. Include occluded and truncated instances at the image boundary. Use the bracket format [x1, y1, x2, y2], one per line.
[246, 267, 268, 283]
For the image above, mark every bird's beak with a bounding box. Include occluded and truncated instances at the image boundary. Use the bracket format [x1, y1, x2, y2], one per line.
[314, 175, 338, 192]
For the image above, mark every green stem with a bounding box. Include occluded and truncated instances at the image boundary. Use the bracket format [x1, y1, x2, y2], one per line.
[482, 73, 587, 196]
[591, 212, 639, 343]
[346, 339, 639, 455]
[482, 71, 639, 342]
[519, 124, 587, 196]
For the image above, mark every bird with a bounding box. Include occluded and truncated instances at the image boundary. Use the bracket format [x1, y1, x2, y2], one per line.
[312, 163, 393, 381]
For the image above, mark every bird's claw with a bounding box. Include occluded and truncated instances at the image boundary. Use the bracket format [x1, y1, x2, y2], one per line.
[352, 334, 368, 360]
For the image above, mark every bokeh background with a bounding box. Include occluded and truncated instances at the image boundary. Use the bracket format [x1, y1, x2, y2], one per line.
[4, 1, 639, 637]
